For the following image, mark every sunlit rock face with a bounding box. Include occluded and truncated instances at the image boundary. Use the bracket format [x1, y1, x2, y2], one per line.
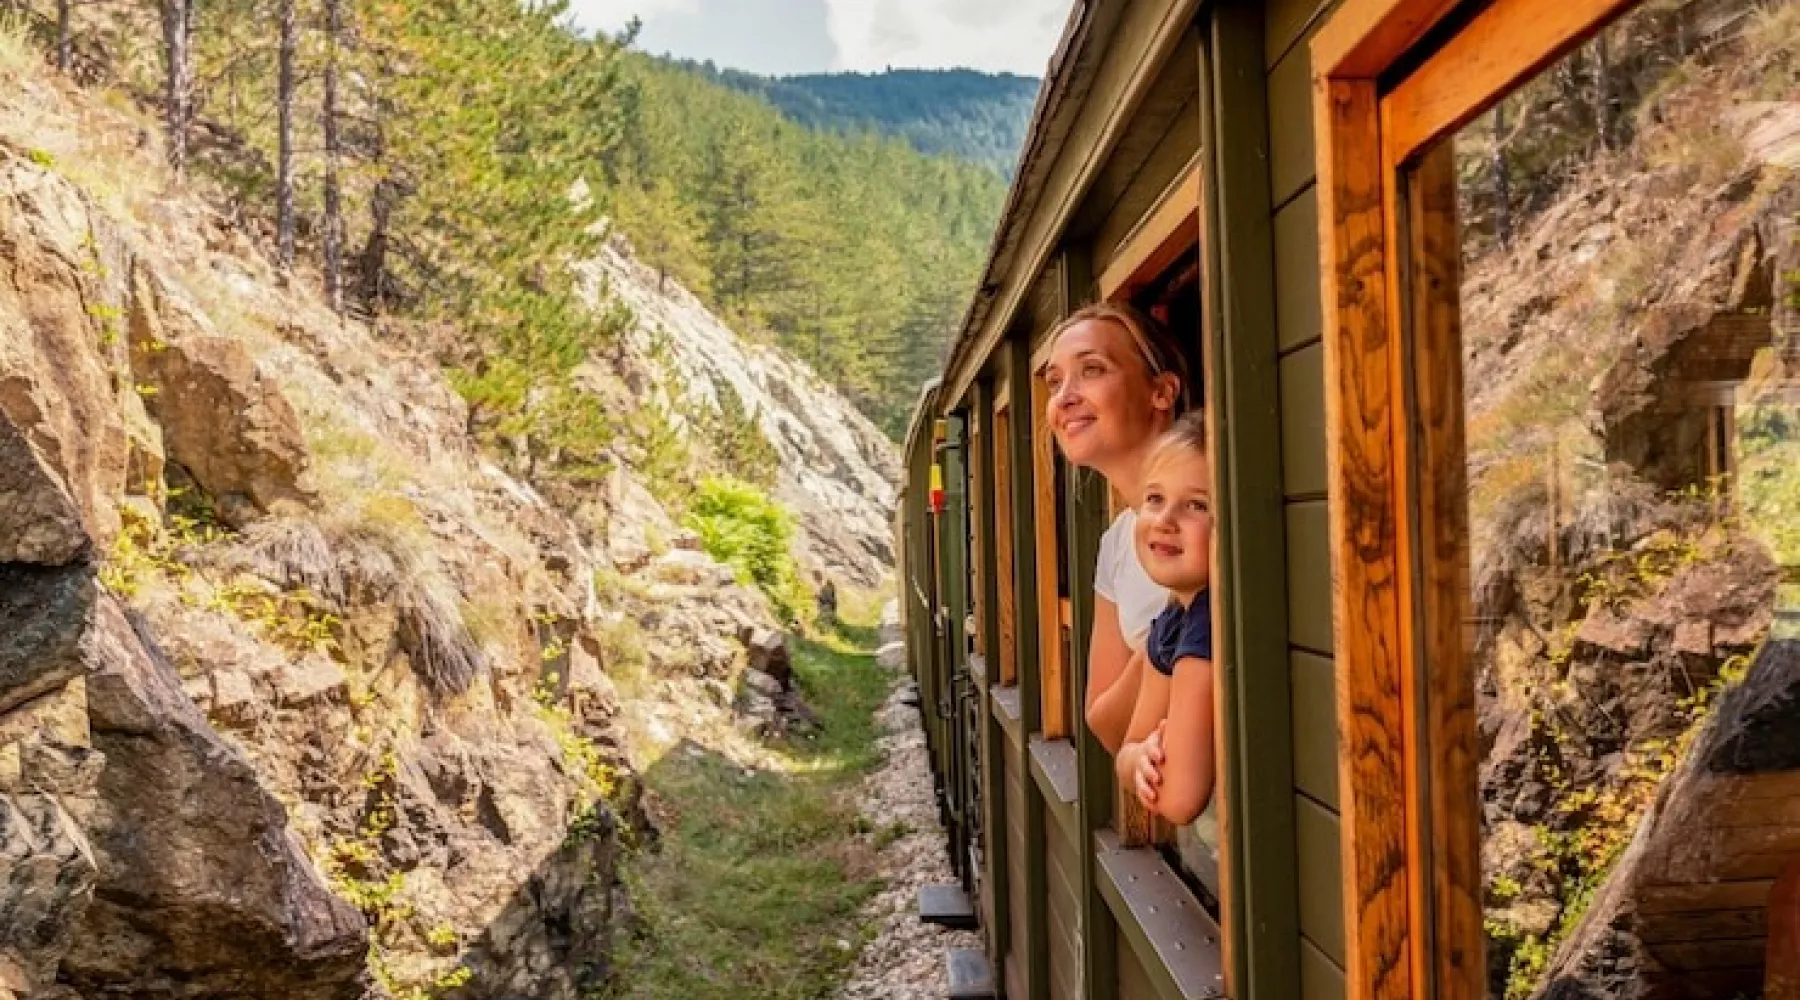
[577, 240, 901, 589]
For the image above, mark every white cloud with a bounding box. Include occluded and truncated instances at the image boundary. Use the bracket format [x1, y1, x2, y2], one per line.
[823, 0, 1073, 75]
[566, 0, 700, 36]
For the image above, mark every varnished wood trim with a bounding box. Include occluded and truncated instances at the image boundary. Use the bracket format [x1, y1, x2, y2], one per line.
[1313, 74, 1412, 1000]
[1099, 154, 1204, 302]
[1309, 0, 1458, 79]
[1031, 376, 1069, 741]
[972, 409, 989, 654]
[1398, 139, 1484, 1000]
[1380, 0, 1635, 163]
[995, 400, 1020, 687]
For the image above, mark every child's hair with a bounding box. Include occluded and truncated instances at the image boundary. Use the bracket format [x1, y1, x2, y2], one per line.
[1144, 410, 1209, 475]
[1046, 302, 1193, 411]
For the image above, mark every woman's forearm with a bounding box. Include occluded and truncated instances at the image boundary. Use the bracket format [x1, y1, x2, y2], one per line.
[1085, 650, 1143, 754]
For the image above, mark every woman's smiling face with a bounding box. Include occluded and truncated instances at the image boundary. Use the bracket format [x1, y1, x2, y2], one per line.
[1042, 319, 1175, 470]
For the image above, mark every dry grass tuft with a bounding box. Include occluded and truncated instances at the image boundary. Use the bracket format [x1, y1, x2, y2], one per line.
[229, 518, 345, 602]
[0, 16, 35, 79]
[396, 575, 489, 698]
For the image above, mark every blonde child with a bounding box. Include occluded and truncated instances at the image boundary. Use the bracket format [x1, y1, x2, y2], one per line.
[1114, 412, 1216, 825]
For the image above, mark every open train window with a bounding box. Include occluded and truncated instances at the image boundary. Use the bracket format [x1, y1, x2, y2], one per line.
[1126, 245, 1221, 904]
[1093, 160, 1226, 907]
[1315, 0, 1800, 991]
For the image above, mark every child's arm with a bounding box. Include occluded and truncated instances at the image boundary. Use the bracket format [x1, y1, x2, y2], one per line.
[1115, 664, 1172, 805]
[1150, 655, 1216, 825]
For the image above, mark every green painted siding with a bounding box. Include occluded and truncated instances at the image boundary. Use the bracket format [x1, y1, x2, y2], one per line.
[1264, 9, 1345, 995]
[1300, 937, 1348, 1000]
[1283, 502, 1334, 654]
[1273, 187, 1323, 354]
[1266, 47, 1315, 209]
[1116, 927, 1158, 1000]
[1047, 832, 1083, 1000]
[1290, 652, 1340, 810]
[1279, 345, 1328, 498]
[1296, 796, 1346, 968]
[1264, 0, 1330, 69]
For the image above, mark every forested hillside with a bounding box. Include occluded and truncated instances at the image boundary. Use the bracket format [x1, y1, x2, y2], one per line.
[694, 65, 1039, 175]
[14, 0, 1013, 442]
[608, 55, 1009, 436]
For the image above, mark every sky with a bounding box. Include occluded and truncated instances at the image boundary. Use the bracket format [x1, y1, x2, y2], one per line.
[568, 0, 1075, 78]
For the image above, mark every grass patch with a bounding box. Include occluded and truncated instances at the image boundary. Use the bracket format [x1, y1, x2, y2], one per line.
[603, 629, 892, 1000]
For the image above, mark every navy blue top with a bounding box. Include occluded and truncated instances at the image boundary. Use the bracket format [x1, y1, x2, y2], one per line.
[1146, 590, 1213, 676]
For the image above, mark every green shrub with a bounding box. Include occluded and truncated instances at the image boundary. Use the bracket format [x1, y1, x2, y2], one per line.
[681, 476, 808, 622]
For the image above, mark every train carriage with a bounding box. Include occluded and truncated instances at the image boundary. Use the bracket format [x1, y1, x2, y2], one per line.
[898, 0, 1800, 998]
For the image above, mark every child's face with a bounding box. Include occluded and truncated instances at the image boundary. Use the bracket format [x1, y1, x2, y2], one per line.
[1134, 450, 1213, 599]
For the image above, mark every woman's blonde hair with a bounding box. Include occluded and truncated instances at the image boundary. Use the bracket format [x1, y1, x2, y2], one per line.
[1047, 302, 1193, 411]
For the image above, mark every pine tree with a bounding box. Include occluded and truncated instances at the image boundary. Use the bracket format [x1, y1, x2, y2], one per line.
[162, 0, 192, 176]
[320, 0, 344, 311]
[275, 0, 296, 270]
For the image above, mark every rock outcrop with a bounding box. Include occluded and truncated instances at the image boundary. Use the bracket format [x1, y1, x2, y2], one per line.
[579, 241, 901, 589]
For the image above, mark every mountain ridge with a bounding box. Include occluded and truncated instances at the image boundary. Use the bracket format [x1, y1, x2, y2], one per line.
[672, 60, 1040, 175]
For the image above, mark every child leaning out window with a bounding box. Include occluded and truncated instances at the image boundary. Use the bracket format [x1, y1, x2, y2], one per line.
[1114, 411, 1216, 826]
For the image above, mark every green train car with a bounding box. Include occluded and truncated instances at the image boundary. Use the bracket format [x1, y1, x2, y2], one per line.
[895, 0, 1800, 998]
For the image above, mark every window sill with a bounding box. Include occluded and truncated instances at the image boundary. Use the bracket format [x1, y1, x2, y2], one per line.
[1094, 830, 1227, 1000]
[1029, 735, 1080, 838]
[991, 685, 1023, 749]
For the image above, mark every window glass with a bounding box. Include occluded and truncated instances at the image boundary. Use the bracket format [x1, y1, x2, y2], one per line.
[1419, 2, 1800, 994]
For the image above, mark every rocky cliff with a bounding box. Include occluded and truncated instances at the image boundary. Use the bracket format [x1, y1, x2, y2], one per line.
[0, 42, 894, 1000]
[577, 241, 901, 588]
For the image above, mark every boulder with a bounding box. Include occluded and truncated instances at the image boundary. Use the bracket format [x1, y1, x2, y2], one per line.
[1574, 609, 1652, 659]
[270, 655, 346, 707]
[61, 596, 367, 1000]
[741, 669, 782, 700]
[566, 633, 619, 730]
[876, 642, 905, 671]
[0, 566, 104, 718]
[603, 468, 675, 572]
[127, 267, 315, 524]
[744, 628, 791, 690]
[0, 416, 92, 567]
[0, 162, 131, 560]
[207, 668, 260, 723]
[0, 793, 98, 997]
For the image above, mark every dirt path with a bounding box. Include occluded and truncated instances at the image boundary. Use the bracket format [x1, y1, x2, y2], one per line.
[834, 609, 982, 1000]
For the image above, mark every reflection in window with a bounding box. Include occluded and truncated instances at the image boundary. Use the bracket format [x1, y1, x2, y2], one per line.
[1428, 0, 1800, 995]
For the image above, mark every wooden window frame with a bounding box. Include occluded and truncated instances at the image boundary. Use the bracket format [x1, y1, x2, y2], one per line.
[971, 408, 989, 657]
[993, 396, 1020, 688]
[1099, 156, 1204, 303]
[1310, 0, 1636, 996]
[1030, 374, 1071, 741]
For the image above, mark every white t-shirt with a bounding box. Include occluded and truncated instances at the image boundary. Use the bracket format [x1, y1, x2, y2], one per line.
[1093, 509, 1171, 653]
